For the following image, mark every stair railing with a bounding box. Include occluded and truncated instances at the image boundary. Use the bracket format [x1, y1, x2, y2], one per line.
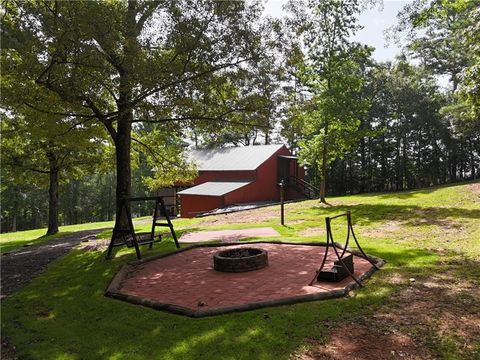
[286, 176, 320, 199]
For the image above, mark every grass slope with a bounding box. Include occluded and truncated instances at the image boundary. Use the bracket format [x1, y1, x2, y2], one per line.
[0, 220, 115, 254]
[2, 181, 479, 359]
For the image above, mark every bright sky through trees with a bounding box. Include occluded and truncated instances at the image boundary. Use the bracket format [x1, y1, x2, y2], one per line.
[264, 0, 413, 62]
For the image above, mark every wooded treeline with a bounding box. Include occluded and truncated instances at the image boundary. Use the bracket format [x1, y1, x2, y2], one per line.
[322, 61, 480, 196]
[1, 0, 478, 233]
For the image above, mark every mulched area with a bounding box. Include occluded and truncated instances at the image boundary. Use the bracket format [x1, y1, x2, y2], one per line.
[179, 227, 280, 243]
[0, 229, 104, 298]
[111, 243, 377, 316]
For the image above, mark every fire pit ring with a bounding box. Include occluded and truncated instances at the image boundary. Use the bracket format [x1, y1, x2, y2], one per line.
[213, 247, 268, 273]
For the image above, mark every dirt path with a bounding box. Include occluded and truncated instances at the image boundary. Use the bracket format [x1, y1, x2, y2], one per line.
[0, 229, 105, 298]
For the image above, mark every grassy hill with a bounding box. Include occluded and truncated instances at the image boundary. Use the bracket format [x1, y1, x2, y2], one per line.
[1, 181, 479, 359]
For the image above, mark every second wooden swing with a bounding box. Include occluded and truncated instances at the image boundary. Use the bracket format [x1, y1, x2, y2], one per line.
[106, 196, 180, 260]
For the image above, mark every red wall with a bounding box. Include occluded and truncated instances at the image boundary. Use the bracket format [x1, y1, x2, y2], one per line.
[194, 170, 255, 185]
[180, 195, 224, 218]
[180, 145, 306, 217]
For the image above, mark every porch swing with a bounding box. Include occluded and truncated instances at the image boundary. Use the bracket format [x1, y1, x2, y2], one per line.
[106, 196, 180, 260]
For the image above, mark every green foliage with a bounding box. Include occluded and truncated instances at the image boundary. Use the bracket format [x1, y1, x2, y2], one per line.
[0, 90, 108, 234]
[392, 0, 476, 89]
[458, 5, 480, 119]
[391, 0, 479, 138]
[189, 17, 285, 147]
[385, 0, 480, 192]
[1, 112, 106, 185]
[133, 124, 197, 189]
[298, 46, 372, 170]
[284, 0, 372, 198]
[1, 0, 266, 231]
[1, 0, 478, 235]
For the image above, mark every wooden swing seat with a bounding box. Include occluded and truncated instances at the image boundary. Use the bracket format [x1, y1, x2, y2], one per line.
[125, 233, 162, 247]
[106, 196, 179, 260]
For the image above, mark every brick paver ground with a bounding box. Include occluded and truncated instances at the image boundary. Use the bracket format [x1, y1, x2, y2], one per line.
[179, 227, 280, 243]
[118, 243, 374, 312]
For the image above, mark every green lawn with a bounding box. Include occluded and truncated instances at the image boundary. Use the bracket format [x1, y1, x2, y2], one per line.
[2, 181, 479, 359]
[0, 220, 115, 254]
[0, 216, 203, 254]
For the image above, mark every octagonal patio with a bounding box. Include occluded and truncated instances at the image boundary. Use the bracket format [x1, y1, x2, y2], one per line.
[106, 242, 384, 317]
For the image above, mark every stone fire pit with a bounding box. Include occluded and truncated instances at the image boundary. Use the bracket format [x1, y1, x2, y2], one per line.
[213, 247, 268, 272]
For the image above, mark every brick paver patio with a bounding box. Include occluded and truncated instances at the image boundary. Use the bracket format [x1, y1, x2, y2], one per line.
[108, 243, 380, 316]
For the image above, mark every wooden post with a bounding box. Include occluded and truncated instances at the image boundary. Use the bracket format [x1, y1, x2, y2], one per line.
[280, 180, 285, 225]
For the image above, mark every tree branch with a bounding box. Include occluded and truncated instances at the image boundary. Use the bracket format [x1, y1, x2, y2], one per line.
[131, 137, 185, 170]
[5, 160, 51, 174]
[24, 103, 97, 119]
[84, 98, 117, 139]
[131, 109, 269, 130]
[136, 1, 161, 33]
[131, 57, 258, 108]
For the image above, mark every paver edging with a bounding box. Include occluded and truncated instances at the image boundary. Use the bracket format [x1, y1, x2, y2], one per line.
[104, 241, 385, 317]
[106, 286, 348, 318]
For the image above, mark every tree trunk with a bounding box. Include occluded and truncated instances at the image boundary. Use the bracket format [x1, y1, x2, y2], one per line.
[319, 122, 328, 203]
[46, 151, 59, 235]
[469, 139, 476, 179]
[12, 189, 18, 232]
[449, 139, 457, 183]
[111, 2, 137, 230]
[381, 134, 388, 191]
[359, 136, 366, 193]
[402, 133, 408, 189]
[72, 181, 79, 224]
[113, 111, 132, 229]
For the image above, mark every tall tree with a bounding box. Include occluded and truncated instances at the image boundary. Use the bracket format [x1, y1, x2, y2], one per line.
[391, 0, 477, 92]
[458, 4, 480, 120]
[392, 0, 480, 181]
[2, 0, 263, 228]
[1, 111, 105, 235]
[189, 17, 285, 148]
[284, 0, 372, 203]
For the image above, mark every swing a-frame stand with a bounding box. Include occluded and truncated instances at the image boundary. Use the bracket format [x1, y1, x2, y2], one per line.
[106, 196, 179, 260]
[309, 211, 378, 286]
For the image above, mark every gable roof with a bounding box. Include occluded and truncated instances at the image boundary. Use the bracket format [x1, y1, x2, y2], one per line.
[190, 144, 285, 171]
[177, 181, 251, 196]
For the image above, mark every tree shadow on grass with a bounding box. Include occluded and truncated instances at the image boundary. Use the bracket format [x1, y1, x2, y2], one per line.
[306, 203, 480, 227]
[0, 233, 68, 254]
[349, 181, 479, 200]
[1, 240, 460, 360]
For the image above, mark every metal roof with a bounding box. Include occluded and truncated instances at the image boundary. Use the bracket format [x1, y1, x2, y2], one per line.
[177, 181, 251, 196]
[190, 144, 285, 171]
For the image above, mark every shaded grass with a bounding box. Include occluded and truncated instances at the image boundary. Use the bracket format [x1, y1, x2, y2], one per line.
[0, 217, 200, 254]
[1, 180, 479, 359]
[0, 221, 114, 253]
[0, 232, 69, 254]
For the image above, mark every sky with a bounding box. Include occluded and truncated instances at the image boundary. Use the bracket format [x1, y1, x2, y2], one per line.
[263, 0, 414, 62]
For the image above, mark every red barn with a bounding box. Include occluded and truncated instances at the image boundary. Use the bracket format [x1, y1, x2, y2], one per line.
[178, 144, 311, 218]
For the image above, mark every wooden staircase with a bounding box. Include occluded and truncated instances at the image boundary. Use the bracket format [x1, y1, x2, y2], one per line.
[285, 176, 320, 199]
